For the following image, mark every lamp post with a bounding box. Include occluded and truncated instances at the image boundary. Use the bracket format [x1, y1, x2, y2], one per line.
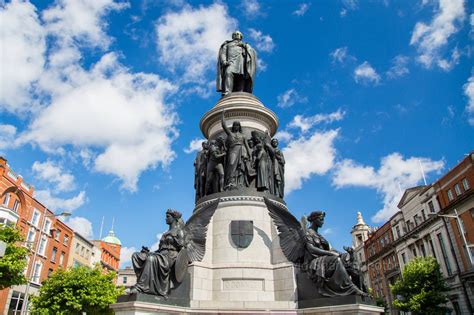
[20, 210, 70, 314]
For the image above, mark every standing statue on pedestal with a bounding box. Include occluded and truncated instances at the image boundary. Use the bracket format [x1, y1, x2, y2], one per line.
[216, 31, 257, 96]
[194, 141, 209, 202]
[270, 139, 285, 198]
[265, 198, 366, 297]
[221, 111, 250, 190]
[130, 200, 220, 297]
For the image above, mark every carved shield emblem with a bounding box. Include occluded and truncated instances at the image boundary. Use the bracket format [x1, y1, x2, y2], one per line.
[231, 220, 254, 248]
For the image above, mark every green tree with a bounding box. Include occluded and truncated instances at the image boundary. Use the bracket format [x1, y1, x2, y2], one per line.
[0, 225, 28, 289]
[31, 265, 124, 315]
[390, 256, 449, 315]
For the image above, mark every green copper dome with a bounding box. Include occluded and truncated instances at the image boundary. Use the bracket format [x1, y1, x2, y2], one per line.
[102, 230, 121, 245]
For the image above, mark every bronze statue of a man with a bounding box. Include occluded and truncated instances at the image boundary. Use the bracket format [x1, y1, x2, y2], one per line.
[216, 31, 257, 96]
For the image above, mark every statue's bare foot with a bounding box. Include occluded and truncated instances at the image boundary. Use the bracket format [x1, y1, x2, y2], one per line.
[128, 286, 138, 295]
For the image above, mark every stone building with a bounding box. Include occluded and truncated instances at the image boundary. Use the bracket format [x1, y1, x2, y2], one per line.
[350, 212, 371, 291]
[117, 266, 137, 290]
[67, 232, 95, 268]
[0, 157, 73, 314]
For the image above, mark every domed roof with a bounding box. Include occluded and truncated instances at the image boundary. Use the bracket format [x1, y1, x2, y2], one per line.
[102, 229, 121, 245]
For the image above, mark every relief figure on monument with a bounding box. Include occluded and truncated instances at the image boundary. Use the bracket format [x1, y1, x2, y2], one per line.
[216, 31, 257, 96]
[265, 198, 367, 297]
[130, 200, 219, 297]
[221, 111, 251, 190]
[270, 138, 285, 198]
[254, 141, 274, 193]
[205, 139, 226, 195]
[194, 141, 208, 202]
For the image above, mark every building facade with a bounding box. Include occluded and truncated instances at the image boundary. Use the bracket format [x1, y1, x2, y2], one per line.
[93, 229, 121, 273]
[67, 232, 95, 268]
[116, 267, 137, 290]
[351, 212, 371, 291]
[0, 157, 73, 314]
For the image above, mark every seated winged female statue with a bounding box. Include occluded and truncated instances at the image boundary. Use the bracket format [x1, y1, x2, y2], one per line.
[264, 198, 366, 297]
[130, 199, 219, 297]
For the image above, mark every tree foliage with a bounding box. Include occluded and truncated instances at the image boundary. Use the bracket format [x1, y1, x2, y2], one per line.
[0, 225, 28, 289]
[31, 265, 124, 315]
[390, 256, 449, 315]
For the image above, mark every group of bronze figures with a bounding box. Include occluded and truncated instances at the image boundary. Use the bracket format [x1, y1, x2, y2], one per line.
[194, 112, 285, 201]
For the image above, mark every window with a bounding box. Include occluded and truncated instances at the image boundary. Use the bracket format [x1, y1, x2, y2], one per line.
[80, 246, 85, 257]
[419, 243, 426, 257]
[47, 269, 53, 277]
[421, 210, 426, 221]
[42, 218, 52, 234]
[32, 261, 42, 284]
[12, 200, 20, 212]
[396, 226, 401, 238]
[55, 228, 61, 241]
[454, 184, 462, 196]
[414, 215, 420, 226]
[447, 189, 454, 201]
[410, 245, 417, 257]
[2, 193, 10, 206]
[406, 220, 411, 231]
[381, 237, 385, 247]
[429, 238, 437, 259]
[63, 234, 69, 246]
[31, 209, 41, 227]
[437, 233, 452, 276]
[75, 243, 80, 254]
[26, 227, 36, 248]
[8, 291, 25, 314]
[428, 201, 435, 213]
[51, 247, 58, 262]
[123, 276, 127, 284]
[38, 236, 47, 256]
[59, 252, 65, 265]
[462, 178, 470, 190]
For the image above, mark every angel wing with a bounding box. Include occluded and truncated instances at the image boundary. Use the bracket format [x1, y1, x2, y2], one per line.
[264, 197, 306, 263]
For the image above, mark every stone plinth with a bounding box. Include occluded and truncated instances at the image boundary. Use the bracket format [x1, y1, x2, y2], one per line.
[200, 92, 278, 140]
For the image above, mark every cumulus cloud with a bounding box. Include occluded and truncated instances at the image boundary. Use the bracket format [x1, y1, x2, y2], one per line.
[32, 160, 76, 192]
[0, 125, 17, 150]
[330, 47, 354, 64]
[150, 232, 164, 251]
[354, 61, 381, 85]
[65, 216, 94, 239]
[274, 130, 293, 143]
[464, 72, 474, 126]
[34, 189, 86, 212]
[277, 88, 308, 108]
[410, 0, 465, 70]
[241, 0, 262, 18]
[293, 3, 311, 16]
[284, 130, 339, 193]
[332, 153, 444, 223]
[120, 246, 137, 267]
[0, 1, 46, 113]
[288, 109, 345, 133]
[155, 3, 237, 83]
[386, 55, 410, 79]
[184, 138, 206, 154]
[248, 28, 275, 53]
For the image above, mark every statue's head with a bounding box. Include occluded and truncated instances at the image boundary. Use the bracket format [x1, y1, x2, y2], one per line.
[166, 209, 182, 225]
[247, 139, 254, 148]
[232, 31, 243, 41]
[307, 211, 326, 227]
[202, 141, 209, 150]
[232, 121, 242, 132]
[217, 136, 225, 146]
[209, 140, 217, 147]
[271, 138, 279, 148]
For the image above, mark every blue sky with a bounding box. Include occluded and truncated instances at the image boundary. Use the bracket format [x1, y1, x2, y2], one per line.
[1, 0, 472, 267]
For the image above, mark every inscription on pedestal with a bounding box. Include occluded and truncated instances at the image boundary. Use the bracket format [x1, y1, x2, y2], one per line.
[222, 278, 264, 291]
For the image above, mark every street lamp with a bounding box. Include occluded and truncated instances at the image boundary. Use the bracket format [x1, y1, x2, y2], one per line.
[429, 209, 473, 266]
[20, 210, 71, 314]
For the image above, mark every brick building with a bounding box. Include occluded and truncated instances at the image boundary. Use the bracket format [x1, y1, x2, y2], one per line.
[0, 157, 73, 314]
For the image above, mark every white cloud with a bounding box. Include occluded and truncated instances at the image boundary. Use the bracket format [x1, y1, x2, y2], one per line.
[277, 88, 308, 108]
[354, 61, 381, 85]
[0, 1, 46, 113]
[293, 3, 311, 16]
[184, 138, 206, 154]
[274, 130, 293, 143]
[0, 125, 17, 150]
[330, 47, 353, 64]
[288, 109, 345, 133]
[32, 160, 76, 192]
[386, 55, 410, 79]
[34, 189, 86, 212]
[241, 0, 261, 18]
[284, 130, 339, 193]
[332, 153, 444, 223]
[65, 216, 94, 239]
[464, 72, 474, 126]
[248, 28, 274, 53]
[410, 0, 465, 70]
[155, 3, 237, 83]
[340, 0, 358, 16]
[150, 232, 164, 251]
[120, 246, 137, 268]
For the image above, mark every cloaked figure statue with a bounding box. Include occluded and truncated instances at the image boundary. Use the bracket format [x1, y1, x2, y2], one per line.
[130, 200, 220, 297]
[264, 198, 367, 297]
[217, 31, 257, 96]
